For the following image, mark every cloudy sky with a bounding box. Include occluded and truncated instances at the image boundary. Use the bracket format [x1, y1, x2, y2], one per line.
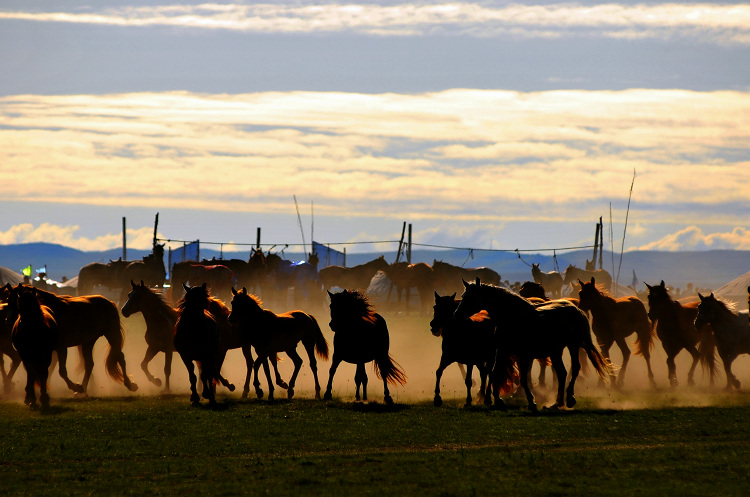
[1, 0, 749, 256]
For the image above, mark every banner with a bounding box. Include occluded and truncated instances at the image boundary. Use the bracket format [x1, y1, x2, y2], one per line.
[21, 265, 32, 277]
[312, 241, 345, 268]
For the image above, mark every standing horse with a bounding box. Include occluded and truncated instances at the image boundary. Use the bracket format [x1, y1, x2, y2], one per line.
[324, 290, 406, 404]
[174, 283, 224, 407]
[77, 258, 128, 297]
[228, 287, 328, 400]
[432, 260, 501, 295]
[430, 292, 517, 408]
[0, 302, 22, 392]
[646, 280, 716, 387]
[577, 278, 656, 388]
[455, 278, 610, 411]
[121, 280, 178, 392]
[695, 293, 750, 390]
[318, 256, 389, 292]
[11, 288, 58, 407]
[563, 265, 612, 293]
[171, 262, 234, 304]
[531, 263, 563, 299]
[6, 284, 138, 395]
[385, 262, 434, 314]
[265, 252, 322, 309]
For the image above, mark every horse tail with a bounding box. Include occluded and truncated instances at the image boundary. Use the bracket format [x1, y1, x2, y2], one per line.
[633, 315, 656, 356]
[579, 317, 611, 380]
[307, 314, 329, 360]
[104, 319, 126, 384]
[374, 354, 407, 386]
[697, 327, 718, 378]
[491, 351, 520, 396]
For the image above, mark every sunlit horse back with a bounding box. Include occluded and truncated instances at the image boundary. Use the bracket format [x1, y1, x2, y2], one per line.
[325, 289, 406, 404]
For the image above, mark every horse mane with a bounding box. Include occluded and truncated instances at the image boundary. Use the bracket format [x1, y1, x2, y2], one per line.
[335, 289, 378, 324]
[702, 293, 737, 314]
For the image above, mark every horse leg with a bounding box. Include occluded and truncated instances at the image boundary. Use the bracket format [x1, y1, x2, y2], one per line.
[270, 355, 288, 390]
[599, 340, 615, 388]
[285, 349, 303, 399]
[537, 361, 546, 388]
[722, 353, 741, 390]
[686, 347, 701, 386]
[641, 346, 657, 388]
[183, 359, 200, 405]
[3, 353, 21, 393]
[252, 356, 265, 399]
[56, 347, 85, 394]
[323, 354, 342, 401]
[261, 356, 275, 401]
[666, 354, 678, 387]
[464, 363, 474, 408]
[163, 351, 173, 393]
[39, 360, 51, 408]
[303, 342, 322, 400]
[79, 343, 95, 394]
[550, 355, 567, 408]
[614, 337, 631, 389]
[518, 357, 537, 412]
[213, 348, 235, 392]
[201, 363, 218, 407]
[565, 348, 582, 409]
[241, 344, 254, 399]
[23, 362, 36, 407]
[433, 356, 451, 407]
[141, 346, 162, 387]
[354, 363, 366, 401]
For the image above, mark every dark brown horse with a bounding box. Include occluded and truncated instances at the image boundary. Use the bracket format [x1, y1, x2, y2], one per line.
[519, 281, 548, 301]
[430, 292, 516, 408]
[0, 302, 22, 392]
[695, 293, 750, 390]
[563, 265, 612, 293]
[174, 283, 225, 407]
[432, 260, 501, 296]
[385, 261, 434, 314]
[171, 262, 234, 303]
[578, 277, 656, 388]
[6, 284, 138, 395]
[531, 263, 563, 299]
[122, 244, 166, 290]
[77, 257, 129, 296]
[646, 280, 716, 387]
[318, 256, 389, 292]
[324, 289, 406, 404]
[11, 287, 58, 407]
[455, 278, 610, 411]
[228, 287, 328, 400]
[121, 280, 178, 392]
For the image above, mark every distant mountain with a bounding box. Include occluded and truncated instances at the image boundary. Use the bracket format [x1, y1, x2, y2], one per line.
[0, 243, 747, 295]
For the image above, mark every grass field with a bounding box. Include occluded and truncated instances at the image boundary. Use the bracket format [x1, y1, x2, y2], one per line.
[2, 392, 750, 497]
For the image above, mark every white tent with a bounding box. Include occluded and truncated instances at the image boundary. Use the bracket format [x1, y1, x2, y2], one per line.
[0, 266, 24, 286]
[714, 271, 750, 311]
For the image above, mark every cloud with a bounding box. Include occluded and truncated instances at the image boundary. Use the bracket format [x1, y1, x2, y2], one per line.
[635, 226, 750, 251]
[0, 223, 163, 251]
[1, 3, 750, 44]
[0, 89, 748, 229]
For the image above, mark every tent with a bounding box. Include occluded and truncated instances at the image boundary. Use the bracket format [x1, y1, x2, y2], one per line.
[714, 271, 750, 311]
[0, 266, 24, 286]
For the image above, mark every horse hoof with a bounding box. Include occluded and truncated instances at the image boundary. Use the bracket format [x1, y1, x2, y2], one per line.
[433, 396, 443, 407]
[255, 389, 264, 399]
[276, 381, 289, 390]
[128, 382, 139, 392]
[287, 388, 294, 399]
[241, 390, 249, 399]
[72, 384, 85, 394]
[566, 396, 577, 409]
[227, 384, 236, 392]
[323, 392, 332, 401]
[152, 378, 162, 387]
[494, 399, 507, 412]
[384, 395, 394, 406]
[529, 403, 538, 412]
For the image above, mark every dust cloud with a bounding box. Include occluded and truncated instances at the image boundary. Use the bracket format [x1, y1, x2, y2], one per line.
[4, 300, 750, 411]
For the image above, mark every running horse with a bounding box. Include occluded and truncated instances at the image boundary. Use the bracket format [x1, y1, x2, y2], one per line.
[11, 287, 58, 408]
[430, 292, 517, 408]
[531, 263, 563, 299]
[0, 300, 22, 393]
[455, 278, 610, 411]
[645, 280, 716, 387]
[5, 284, 138, 395]
[694, 293, 750, 390]
[229, 287, 329, 400]
[577, 277, 656, 388]
[324, 289, 406, 404]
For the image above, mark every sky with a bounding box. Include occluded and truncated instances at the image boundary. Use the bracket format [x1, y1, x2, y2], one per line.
[1, 1, 749, 257]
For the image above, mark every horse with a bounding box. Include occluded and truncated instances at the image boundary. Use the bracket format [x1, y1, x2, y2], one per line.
[10, 287, 58, 407]
[563, 265, 612, 293]
[121, 280, 178, 392]
[385, 262, 434, 314]
[77, 257, 129, 297]
[531, 263, 563, 299]
[264, 252, 322, 309]
[174, 283, 226, 407]
[228, 287, 329, 400]
[519, 281, 549, 301]
[577, 277, 656, 388]
[171, 262, 234, 303]
[118, 244, 167, 303]
[694, 293, 750, 390]
[318, 255, 389, 292]
[245, 249, 268, 295]
[0, 303, 22, 392]
[455, 278, 610, 411]
[432, 260, 501, 296]
[645, 280, 716, 387]
[324, 289, 406, 404]
[430, 292, 517, 408]
[5, 284, 138, 395]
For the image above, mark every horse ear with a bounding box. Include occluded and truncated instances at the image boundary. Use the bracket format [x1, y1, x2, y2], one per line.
[232, 287, 237, 296]
[327, 290, 334, 298]
[710, 293, 714, 299]
[140, 280, 145, 287]
[183, 283, 189, 292]
[698, 293, 704, 301]
[645, 282, 652, 290]
[475, 277, 480, 286]
[201, 282, 207, 290]
[578, 279, 584, 286]
[462, 279, 470, 289]
[131, 280, 136, 289]
[660, 280, 666, 288]
[242, 287, 247, 294]
[434, 291, 439, 299]
[590, 277, 595, 284]
[450, 293, 456, 299]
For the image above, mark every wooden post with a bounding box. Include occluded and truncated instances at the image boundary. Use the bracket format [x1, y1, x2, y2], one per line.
[395, 222, 406, 263]
[598, 217, 604, 270]
[256, 228, 261, 249]
[592, 221, 600, 268]
[152, 212, 159, 248]
[407, 223, 412, 264]
[122, 217, 127, 261]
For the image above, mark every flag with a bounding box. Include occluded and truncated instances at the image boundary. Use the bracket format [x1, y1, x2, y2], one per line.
[21, 265, 32, 277]
[631, 270, 639, 288]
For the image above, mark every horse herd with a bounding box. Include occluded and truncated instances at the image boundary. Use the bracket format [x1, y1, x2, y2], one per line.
[1, 251, 749, 411]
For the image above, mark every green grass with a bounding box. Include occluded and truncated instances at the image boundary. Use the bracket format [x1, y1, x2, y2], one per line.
[2, 393, 750, 496]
